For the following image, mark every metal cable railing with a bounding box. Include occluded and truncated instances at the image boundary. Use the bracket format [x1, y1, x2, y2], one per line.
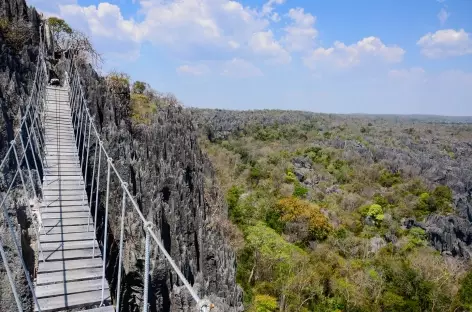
[66, 56, 213, 312]
[0, 24, 48, 312]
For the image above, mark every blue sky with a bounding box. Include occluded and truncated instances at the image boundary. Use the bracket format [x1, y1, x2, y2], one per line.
[30, 0, 472, 115]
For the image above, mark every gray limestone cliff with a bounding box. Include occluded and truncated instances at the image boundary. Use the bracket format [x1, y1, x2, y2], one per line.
[71, 63, 243, 311]
[0, 0, 42, 310]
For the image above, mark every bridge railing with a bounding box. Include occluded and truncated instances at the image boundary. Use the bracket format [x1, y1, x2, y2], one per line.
[66, 55, 213, 312]
[0, 25, 48, 312]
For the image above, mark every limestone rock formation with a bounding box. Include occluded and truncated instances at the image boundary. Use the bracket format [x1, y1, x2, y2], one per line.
[65, 62, 244, 311]
[191, 108, 472, 259]
[0, 0, 42, 310]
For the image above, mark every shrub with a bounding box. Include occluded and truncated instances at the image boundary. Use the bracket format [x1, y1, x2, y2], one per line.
[245, 222, 306, 281]
[226, 185, 243, 212]
[367, 204, 384, 222]
[252, 294, 277, 312]
[249, 164, 267, 184]
[458, 270, 472, 310]
[415, 185, 453, 216]
[130, 93, 158, 124]
[107, 72, 130, 90]
[433, 185, 453, 203]
[407, 227, 427, 248]
[379, 169, 402, 187]
[276, 197, 331, 241]
[132, 81, 146, 94]
[0, 18, 32, 52]
[284, 170, 297, 183]
[48, 17, 72, 38]
[293, 183, 308, 198]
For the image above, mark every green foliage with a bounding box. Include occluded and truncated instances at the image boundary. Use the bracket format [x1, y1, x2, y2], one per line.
[404, 227, 427, 250]
[48, 17, 72, 35]
[0, 18, 8, 32]
[197, 110, 465, 311]
[245, 222, 305, 270]
[108, 72, 130, 89]
[433, 185, 453, 202]
[284, 170, 297, 183]
[249, 164, 266, 184]
[373, 193, 391, 208]
[367, 204, 385, 221]
[252, 295, 277, 312]
[132, 81, 146, 94]
[458, 270, 472, 309]
[0, 18, 32, 52]
[415, 185, 453, 216]
[293, 183, 308, 198]
[379, 169, 402, 187]
[226, 185, 244, 223]
[130, 93, 157, 124]
[327, 159, 352, 183]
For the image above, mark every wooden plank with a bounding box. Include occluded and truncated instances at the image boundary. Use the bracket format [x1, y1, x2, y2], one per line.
[41, 200, 88, 208]
[42, 165, 81, 171]
[37, 267, 103, 285]
[42, 185, 85, 192]
[81, 306, 115, 312]
[38, 258, 102, 273]
[40, 240, 99, 251]
[35, 278, 107, 299]
[42, 196, 89, 204]
[43, 171, 83, 177]
[43, 190, 85, 196]
[45, 157, 79, 161]
[39, 248, 101, 262]
[40, 231, 95, 243]
[34, 289, 111, 312]
[40, 206, 89, 214]
[41, 225, 94, 235]
[41, 218, 91, 227]
[42, 211, 91, 220]
[42, 180, 84, 188]
[43, 176, 83, 182]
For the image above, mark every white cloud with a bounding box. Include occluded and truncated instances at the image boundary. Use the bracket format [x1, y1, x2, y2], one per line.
[220, 58, 263, 77]
[60, 3, 140, 41]
[437, 8, 450, 25]
[177, 64, 210, 76]
[303, 36, 405, 69]
[57, 0, 275, 61]
[249, 30, 291, 64]
[417, 29, 472, 58]
[282, 8, 318, 52]
[262, 0, 285, 16]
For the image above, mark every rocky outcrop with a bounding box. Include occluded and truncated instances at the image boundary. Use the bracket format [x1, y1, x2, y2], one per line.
[61, 63, 244, 311]
[0, 0, 42, 310]
[191, 108, 472, 259]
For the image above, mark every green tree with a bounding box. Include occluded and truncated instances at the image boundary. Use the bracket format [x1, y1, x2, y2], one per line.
[133, 81, 146, 94]
[458, 270, 472, 310]
[252, 295, 277, 312]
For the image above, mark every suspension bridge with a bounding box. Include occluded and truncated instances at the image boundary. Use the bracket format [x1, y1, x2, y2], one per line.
[0, 26, 212, 312]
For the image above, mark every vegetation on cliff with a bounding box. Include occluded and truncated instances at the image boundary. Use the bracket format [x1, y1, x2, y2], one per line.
[192, 108, 472, 311]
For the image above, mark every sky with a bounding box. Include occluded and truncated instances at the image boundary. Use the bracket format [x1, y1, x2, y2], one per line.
[29, 0, 472, 116]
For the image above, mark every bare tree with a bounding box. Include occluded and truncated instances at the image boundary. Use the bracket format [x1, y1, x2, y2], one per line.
[47, 17, 102, 66]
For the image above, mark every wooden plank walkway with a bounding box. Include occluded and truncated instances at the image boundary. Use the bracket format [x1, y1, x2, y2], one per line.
[35, 86, 114, 312]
